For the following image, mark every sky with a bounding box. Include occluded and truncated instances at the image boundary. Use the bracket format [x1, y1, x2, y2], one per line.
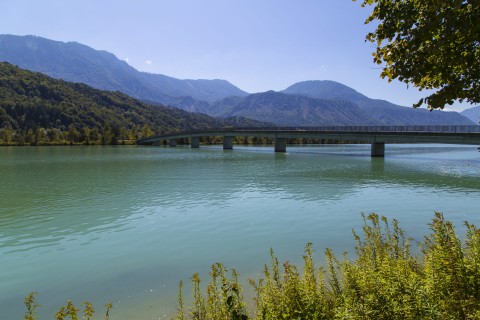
[0, 0, 476, 112]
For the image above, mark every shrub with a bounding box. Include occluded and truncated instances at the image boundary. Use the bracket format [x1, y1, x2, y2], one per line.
[176, 212, 480, 319]
[25, 213, 480, 319]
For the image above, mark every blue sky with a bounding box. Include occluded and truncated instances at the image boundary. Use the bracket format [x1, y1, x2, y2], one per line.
[0, 0, 475, 111]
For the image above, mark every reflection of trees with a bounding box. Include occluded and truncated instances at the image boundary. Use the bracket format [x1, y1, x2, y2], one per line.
[1, 146, 478, 252]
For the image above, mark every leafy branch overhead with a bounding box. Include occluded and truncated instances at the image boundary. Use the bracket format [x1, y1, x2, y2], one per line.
[356, 0, 480, 110]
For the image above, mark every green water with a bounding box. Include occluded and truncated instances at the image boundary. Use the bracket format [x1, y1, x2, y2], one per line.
[1, 144, 479, 319]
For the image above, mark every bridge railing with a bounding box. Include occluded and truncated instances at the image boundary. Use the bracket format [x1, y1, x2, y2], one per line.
[301, 125, 480, 133]
[178, 125, 480, 134]
[138, 125, 480, 142]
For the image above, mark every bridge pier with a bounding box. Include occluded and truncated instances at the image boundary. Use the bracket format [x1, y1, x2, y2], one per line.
[371, 142, 385, 157]
[169, 139, 177, 147]
[223, 136, 233, 150]
[191, 137, 200, 148]
[275, 138, 287, 153]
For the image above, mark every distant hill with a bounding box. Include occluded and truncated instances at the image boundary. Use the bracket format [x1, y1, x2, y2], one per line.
[209, 91, 381, 126]
[206, 83, 475, 127]
[461, 106, 480, 124]
[0, 34, 248, 104]
[1, 35, 475, 127]
[0, 62, 264, 145]
[283, 80, 475, 126]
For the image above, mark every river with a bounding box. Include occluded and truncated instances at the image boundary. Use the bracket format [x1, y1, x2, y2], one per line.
[1, 144, 479, 319]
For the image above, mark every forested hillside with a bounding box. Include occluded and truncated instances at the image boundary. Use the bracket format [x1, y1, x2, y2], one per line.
[0, 62, 249, 145]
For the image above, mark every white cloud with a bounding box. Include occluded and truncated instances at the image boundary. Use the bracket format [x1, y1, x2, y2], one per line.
[145, 60, 152, 65]
[125, 57, 129, 62]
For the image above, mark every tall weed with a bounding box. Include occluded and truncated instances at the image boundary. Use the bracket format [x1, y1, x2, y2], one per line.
[25, 213, 480, 319]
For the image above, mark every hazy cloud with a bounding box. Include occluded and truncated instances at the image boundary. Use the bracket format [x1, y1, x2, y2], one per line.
[145, 60, 152, 65]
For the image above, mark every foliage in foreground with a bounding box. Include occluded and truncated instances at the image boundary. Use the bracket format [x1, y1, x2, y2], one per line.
[176, 212, 480, 319]
[25, 213, 480, 319]
[24, 292, 112, 320]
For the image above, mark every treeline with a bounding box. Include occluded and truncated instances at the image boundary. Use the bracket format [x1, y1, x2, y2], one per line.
[151, 136, 355, 146]
[0, 62, 265, 146]
[0, 123, 157, 145]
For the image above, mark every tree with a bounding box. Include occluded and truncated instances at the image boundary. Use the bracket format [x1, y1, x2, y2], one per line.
[0, 128, 13, 144]
[25, 129, 35, 145]
[89, 127, 100, 144]
[80, 126, 91, 145]
[355, 0, 480, 110]
[141, 124, 154, 138]
[102, 124, 113, 145]
[47, 128, 62, 143]
[34, 127, 47, 144]
[67, 124, 80, 144]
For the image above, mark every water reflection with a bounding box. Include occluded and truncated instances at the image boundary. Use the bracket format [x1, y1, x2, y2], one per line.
[0, 144, 479, 319]
[1, 145, 479, 252]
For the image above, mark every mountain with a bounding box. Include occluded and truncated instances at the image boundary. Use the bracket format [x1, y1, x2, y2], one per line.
[160, 95, 212, 114]
[283, 80, 475, 126]
[0, 34, 248, 104]
[461, 106, 480, 124]
[207, 82, 475, 127]
[283, 80, 364, 101]
[0, 62, 265, 145]
[209, 91, 381, 126]
[1, 35, 475, 127]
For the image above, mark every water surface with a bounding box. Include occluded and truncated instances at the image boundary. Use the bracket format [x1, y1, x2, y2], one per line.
[1, 144, 479, 319]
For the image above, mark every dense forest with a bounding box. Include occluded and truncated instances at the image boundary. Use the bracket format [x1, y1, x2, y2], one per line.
[0, 62, 261, 145]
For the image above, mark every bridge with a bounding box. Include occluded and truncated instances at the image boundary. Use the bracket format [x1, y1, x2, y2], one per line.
[138, 126, 480, 157]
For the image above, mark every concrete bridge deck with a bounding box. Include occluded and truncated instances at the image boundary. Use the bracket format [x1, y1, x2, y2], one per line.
[138, 126, 480, 157]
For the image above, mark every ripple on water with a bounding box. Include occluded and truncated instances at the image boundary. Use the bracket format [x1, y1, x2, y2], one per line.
[1, 145, 480, 319]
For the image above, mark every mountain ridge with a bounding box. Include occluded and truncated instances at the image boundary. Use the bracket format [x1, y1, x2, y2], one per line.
[0, 34, 476, 127]
[0, 34, 248, 104]
[209, 90, 382, 126]
[461, 106, 480, 124]
[282, 80, 475, 126]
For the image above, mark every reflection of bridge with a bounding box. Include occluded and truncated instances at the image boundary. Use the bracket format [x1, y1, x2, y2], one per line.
[138, 126, 480, 157]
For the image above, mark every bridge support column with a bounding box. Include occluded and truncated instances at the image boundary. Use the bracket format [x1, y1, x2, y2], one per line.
[191, 137, 200, 148]
[169, 139, 177, 147]
[223, 136, 233, 150]
[275, 138, 287, 153]
[371, 142, 385, 157]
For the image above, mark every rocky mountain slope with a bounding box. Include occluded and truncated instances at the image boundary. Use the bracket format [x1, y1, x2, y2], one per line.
[0, 35, 248, 104]
[209, 91, 381, 126]
[283, 80, 475, 126]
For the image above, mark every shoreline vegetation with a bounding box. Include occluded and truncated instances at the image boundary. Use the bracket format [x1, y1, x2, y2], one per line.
[0, 131, 349, 147]
[23, 212, 480, 319]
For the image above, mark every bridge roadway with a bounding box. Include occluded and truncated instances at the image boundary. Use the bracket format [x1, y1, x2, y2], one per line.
[137, 126, 480, 157]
